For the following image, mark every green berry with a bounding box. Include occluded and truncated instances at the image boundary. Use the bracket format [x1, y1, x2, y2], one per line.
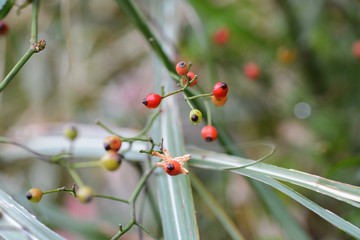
[189, 109, 202, 125]
[64, 125, 78, 141]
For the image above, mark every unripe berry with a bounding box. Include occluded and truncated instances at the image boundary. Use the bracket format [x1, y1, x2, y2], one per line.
[211, 95, 227, 107]
[163, 160, 182, 176]
[142, 93, 162, 109]
[189, 109, 202, 125]
[352, 40, 360, 59]
[183, 72, 197, 86]
[176, 61, 190, 76]
[201, 125, 218, 142]
[243, 62, 260, 80]
[77, 186, 95, 203]
[103, 135, 122, 151]
[26, 188, 43, 203]
[64, 125, 78, 141]
[212, 82, 228, 99]
[100, 151, 122, 171]
[0, 21, 9, 36]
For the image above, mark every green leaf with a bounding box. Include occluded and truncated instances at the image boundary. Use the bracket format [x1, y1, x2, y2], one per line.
[0, 0, 14, 19]
[188, 148, 360, 238]
[0, 190, 64, 240]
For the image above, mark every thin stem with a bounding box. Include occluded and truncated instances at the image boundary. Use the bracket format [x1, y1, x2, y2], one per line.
[186, 93, 212, 100]
[191, 174, 245, 240]
[68, 168, 85, 187]
[162, 86, 185, 99]
[222, 142, 276, 170]
[136, 223, 159, 240]
[43, 187, 73, 195]
[30, 0, 40, 44]
[111, 220, 136, 240]
[184, 93, 195, 109]
[0, 0, 41, 93]
[94, 195, 129, 204]
[130, 166, 156, 203]
[0, 49, 35, 92]
[71, 161, 101, 169]
[204, 101, 212, 126]
[96, 110, 161, 141]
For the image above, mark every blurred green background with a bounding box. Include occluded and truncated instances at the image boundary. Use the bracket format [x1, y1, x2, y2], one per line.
[0, 0, 359, 239]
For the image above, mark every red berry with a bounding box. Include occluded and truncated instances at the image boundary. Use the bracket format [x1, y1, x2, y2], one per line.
[201, 125, 218, 142]
[211, 95, 227, 107]
[213, 27, 230, 45]
[243, 62, 260, 80]
[163, 160, 182, 176]
[212, 82, 228, 99]
[142, 93, 162, 109]
[183, 71, 197, 86]
[176, 61, 190, 76]
[352, 41, 360, 59]
[0, 21, 9, 36]
[103, 135, 122, 151]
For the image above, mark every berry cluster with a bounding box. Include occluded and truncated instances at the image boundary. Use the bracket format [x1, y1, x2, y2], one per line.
[101, 135, 122, 171]
[142, 61, 229, 142]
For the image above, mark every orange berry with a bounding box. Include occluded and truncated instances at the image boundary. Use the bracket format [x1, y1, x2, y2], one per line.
[176, 61, 190, 76]
[103, 135, 122, 151]
[163, 160, 183, 176]
[211, 95, 227, 107]
[26, 188, 43, 203]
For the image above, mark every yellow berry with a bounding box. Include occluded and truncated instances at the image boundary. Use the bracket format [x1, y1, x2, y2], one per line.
[77, 186, 95, 203]
[26, 188, 43, 203]
[100, 151, 122, 171]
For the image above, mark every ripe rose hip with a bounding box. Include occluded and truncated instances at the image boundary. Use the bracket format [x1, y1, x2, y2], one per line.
[183, 71, 197, 86]
[243, 62, 260, 80]
[213, 27, 230, 45]
[142, 93, 162, 109]
[212, 82, 228, 99]
[176, 61, 190, 76]
[201, 125, 218, 142]
[0, 21, 9, 36]
[352, 41, 360, 59]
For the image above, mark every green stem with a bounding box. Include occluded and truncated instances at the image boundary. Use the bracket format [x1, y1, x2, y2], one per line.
[30, 0, 40, 44]
[0, 0, 41, 93]
[94, 194, 129, 204]
[68, 168, 85, 187]
[71, 161, 101, 169]
[0, 49, 35, 92]
[191, 174, 245, 240]
[184, 93, 195, 109]
[114, 0, 174, 72]
[204, 101, 212, 126]
[162, 87, 185, 99]
[97, 110, 160, 141]
[111, 220, 136, 240]
[187, 93, 212, 100]
[43, 187, 73, 195]
[129, 166, 156, 203]
[136, 223, 159, 240]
